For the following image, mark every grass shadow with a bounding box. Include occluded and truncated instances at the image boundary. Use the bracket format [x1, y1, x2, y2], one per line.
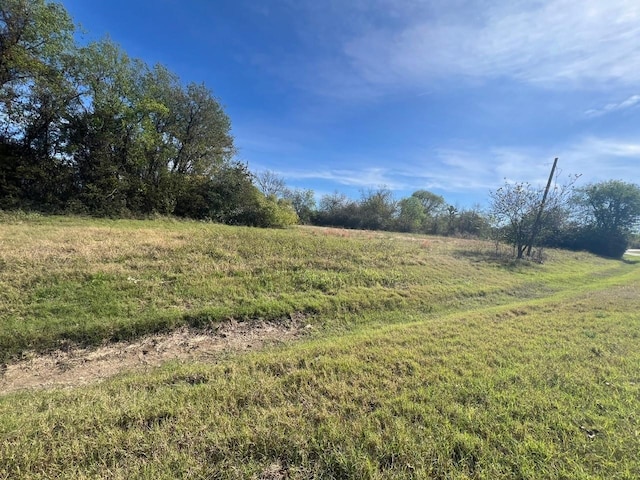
[621, 256, 640, 265]
[453, 247, 538, 271]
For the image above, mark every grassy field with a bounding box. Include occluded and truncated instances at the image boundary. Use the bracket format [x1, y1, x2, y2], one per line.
[1, 214, 639, 478]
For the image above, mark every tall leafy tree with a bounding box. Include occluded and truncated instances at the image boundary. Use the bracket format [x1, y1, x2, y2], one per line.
[0, 0, 76, 209]
[574, 180, 640, 234]
[410, 190, 445, 233]
[66, 39, 143, 213]
[139, 67, 235, 213]
[397, 196, 427, 232]
[411, 190, 445, 216]
[569, 180, 640, 257]
[0, 0, 74, 89]
[168, 82, 234, 176]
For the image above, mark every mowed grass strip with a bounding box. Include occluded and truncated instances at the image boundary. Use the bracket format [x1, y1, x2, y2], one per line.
[1, 270, 639, 479]
[0, 215, 631, 361]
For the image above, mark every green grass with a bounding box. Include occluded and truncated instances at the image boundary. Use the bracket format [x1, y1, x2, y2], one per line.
[0, 215, 626, 361]
[1, 214, 639, 478]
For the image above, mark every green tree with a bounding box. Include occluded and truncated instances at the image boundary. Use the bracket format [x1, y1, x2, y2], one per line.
[67, 39, 235, 216]
[0, 0, 77, 209]
[66, 39, 144, 214]
[574, 180, 640, 234]
[570, 180, 640, 257]
[397, 196, 426, 232]
[359, 188, 397, 230]
[0, 0, 74, 89]
[410, 190, 445, 233]
[167, 82, 234, 176]
[411, 190, 445, 215]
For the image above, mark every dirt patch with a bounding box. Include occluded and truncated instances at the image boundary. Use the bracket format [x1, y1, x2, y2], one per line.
[0, 317, 311, 395]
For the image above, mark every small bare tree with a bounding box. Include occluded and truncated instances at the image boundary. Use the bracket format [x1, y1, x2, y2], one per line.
[254, 170, 287, 198]
[489, 172, 578, 259]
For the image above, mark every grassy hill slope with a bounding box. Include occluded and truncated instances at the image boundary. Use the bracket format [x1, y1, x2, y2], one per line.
[1, 214, 639, 478]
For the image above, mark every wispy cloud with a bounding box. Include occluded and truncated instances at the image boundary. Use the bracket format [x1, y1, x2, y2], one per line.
[584, 94, 640, 118]
[294, 0, 640, 97]
[439, 137, 640, 190]
[277, 136, 640, 201]
[281, 167, 408, 190]
[563, 137, 640, 163]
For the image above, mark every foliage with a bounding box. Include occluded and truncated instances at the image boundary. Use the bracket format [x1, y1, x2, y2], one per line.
[0, 0, 287, 228]
[450, 206, 491, 238]
[312, 188, 489, 239]
[315, 191, 360, 228]
[537, 180, 640, 258]
[0, 0, 78, 210]
[490, 178, 575, 259]
[410, 189, 446, 232]
[411, 189, 446, 217]
[283, 187, 316, 224]
[253, 195, 299, 228]
[0, 0, 74, 88]
[573, 180, 640, 234]
[572, 226, 629, 258]
[565, 181, 640, 257]
[397, 196, 426, 232]
[358, 188, 397, 230]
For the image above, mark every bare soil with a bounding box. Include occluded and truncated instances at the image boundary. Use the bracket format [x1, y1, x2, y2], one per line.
[0, 317, 310, 395]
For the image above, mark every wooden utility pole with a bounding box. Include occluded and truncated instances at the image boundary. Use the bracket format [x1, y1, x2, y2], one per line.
[526, 157, 558, 257]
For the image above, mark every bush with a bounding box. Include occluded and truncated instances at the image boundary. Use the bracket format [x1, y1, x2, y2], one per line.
[558, 227, 629, 259]
[172, 165, 298, 228]
[253, 196, 299, 228]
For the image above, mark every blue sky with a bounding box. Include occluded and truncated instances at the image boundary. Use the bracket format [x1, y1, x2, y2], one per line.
[60, 0, 640, 207]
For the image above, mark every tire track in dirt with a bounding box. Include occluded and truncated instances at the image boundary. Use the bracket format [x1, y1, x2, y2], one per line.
[0, 317, 311, 395]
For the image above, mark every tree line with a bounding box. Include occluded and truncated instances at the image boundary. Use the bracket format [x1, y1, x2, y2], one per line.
[0, 0, 297, 226]
[2, 1, 639, 258]
[255, 169, 640, 259]
[490, 177, 640, 259]
[254, 171, 491, 237]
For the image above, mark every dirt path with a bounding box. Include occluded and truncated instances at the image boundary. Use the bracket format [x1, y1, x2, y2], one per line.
[626, 249, 640, 256]
[0, 318, 310, 395]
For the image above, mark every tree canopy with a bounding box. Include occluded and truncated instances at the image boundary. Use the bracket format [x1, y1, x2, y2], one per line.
[0, 0, 296, 227]
[574, 180, 640, 234]
[564, 180, 640, 257]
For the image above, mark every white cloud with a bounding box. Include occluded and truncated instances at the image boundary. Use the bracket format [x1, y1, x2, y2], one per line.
[282, 167, 408, 190]
[468, 137, 640, 190]
[585, 94, 640, 117]
[560, 137, 640, 172]
[439, 137, 640, 191]
[280, 136, 640, 201]
[316, 0, 640, 94]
